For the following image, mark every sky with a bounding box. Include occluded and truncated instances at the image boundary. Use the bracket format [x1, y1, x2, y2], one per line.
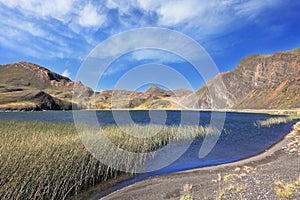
[0, 0, 300, 91]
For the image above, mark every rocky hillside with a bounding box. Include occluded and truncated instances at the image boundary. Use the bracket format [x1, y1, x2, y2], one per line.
[191, 48, 300, 109]
[1, 47, 299, 111]
[0, 62, 192, 110]
[94, 86, 193, 109]
[0, 62, 93, 111]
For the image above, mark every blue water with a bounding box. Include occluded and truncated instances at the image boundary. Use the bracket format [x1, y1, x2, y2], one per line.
[0, 110, 295, 199]
[0, 110, 275, 125]
[0, 111, 293, 170]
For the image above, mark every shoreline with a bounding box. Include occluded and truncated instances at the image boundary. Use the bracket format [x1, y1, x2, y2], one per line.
[100, 121, 300, 200]
[0, 108, 299, 115]
[177, 123, 293, 174]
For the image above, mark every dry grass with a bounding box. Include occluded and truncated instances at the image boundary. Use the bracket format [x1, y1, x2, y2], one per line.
[0, 120, 214, 199]
[274, 176, 300, 199]
[0, 101, 37, 109]
[254, 115, 300, 128]
[180, 183, 193, 200]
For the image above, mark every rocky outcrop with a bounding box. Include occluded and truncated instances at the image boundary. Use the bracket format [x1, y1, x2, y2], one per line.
[145, 85, 174, 97]
[0, 89, 72, 111]
[0, 62, 93, 111]
[22, 90, 72, 110]
[95, 90, 153, 109]
[0, 62, 94, 98]
[189, 48, 300, 109]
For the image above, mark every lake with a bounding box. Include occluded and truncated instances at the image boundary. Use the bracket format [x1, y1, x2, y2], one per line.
[0, 110, 296, 197]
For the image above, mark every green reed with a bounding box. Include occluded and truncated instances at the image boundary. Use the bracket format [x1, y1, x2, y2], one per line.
[0, 120, 215, 200]
[254, 115, 300, 128]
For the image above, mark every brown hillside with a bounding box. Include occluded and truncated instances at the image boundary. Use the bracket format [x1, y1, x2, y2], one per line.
[192, 48, 300, 109]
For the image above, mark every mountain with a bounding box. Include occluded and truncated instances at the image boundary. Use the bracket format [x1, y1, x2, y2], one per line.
[145, 85, 173, 97]
[1, 47, 299, 111]
[95, 90, 152, 109]
[0, 62, 93, 111]
[190, 48, 300, 109]
[95, 87, 193, 109]
[0, 61, 192, 110]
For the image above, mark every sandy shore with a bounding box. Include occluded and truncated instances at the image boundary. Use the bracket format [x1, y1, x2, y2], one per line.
[100, 121, 300, 200]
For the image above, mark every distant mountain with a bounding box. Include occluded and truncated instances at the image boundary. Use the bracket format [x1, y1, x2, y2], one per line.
[0, 62, 193, 110]
[0, 62, 93, 111]
[189, 48, 300, 109]
[1, 47, 299, 111]
[95, 87, 193, 109]
[145, 85, 173, 97]
[95, 90, 152, 109]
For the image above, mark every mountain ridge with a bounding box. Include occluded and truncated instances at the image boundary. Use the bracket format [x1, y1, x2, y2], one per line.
[0, 47, 299, 111]
[0, 62, 93, 111]
[191, 47, 300, 109]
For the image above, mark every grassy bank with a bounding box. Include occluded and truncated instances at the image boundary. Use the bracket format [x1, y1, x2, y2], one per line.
[254, 115, 300, 128]
[0, 121, 213, 200]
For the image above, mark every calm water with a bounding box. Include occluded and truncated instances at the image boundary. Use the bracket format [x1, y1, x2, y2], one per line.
[0, 110, 295, 198]
[0, 109, 281, 125]
[0, 111, 294, 170]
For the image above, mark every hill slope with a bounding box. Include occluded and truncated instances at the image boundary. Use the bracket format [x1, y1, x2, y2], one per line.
[0, 62, 93, 111]
[1, 47, 299, 111]
[94, 87, 193, 109]
[191, 48, 300, 109]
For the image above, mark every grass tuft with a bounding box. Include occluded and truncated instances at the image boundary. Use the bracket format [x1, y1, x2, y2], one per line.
[274, 180, 296, 199]
[254, 115, 299, 128]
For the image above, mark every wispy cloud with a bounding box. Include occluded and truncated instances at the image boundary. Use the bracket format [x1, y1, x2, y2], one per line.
[77, 3, 106, 28]
[2, 0, 74, 22]
[0, 0, 289, 62]
[233, 0, 278, 19]
[62, 69, 71, 78]
[158, 0, 206, 26]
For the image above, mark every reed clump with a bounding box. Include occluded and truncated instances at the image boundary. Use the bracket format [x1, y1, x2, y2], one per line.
[254, 115, 300, 128]
[0, 120, 214, 199]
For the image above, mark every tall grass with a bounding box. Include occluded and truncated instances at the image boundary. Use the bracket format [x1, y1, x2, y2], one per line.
[254, 115, 300, 128]
[0, 121, 214, 199]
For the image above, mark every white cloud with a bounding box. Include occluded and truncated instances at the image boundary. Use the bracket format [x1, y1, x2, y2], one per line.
[135, 0, 281, 32]
[136, 0, 161, 11]
[0, 0, 107, 29]
[62, 69, 71, 78]
[1, 0, 74, 22]
[2, 17, 47, 38]
[78, 3, 106, 28]
[158, 0, 206, 26]
[0, 0, 281, 42]
[0, 7, 78, 58]
[0, 0, 285, 61]
[0, 0, 108, 59]
[234, 0, 279, 19]
[106, 0, 136, 15]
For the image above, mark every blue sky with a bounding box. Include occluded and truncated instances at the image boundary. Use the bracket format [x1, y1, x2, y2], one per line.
[1, 0, 300, 91]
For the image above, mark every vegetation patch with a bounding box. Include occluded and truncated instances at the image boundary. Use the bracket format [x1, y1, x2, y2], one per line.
[274, 177, 300, 199]
[0, 120, 216, 199]
[254, 115, 300, 128]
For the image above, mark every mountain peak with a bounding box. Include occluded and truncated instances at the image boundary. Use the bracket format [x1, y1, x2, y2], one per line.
[0, 62, 73, 88]
[145, 85, 174, 98]
[146, 85, 166, 93]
